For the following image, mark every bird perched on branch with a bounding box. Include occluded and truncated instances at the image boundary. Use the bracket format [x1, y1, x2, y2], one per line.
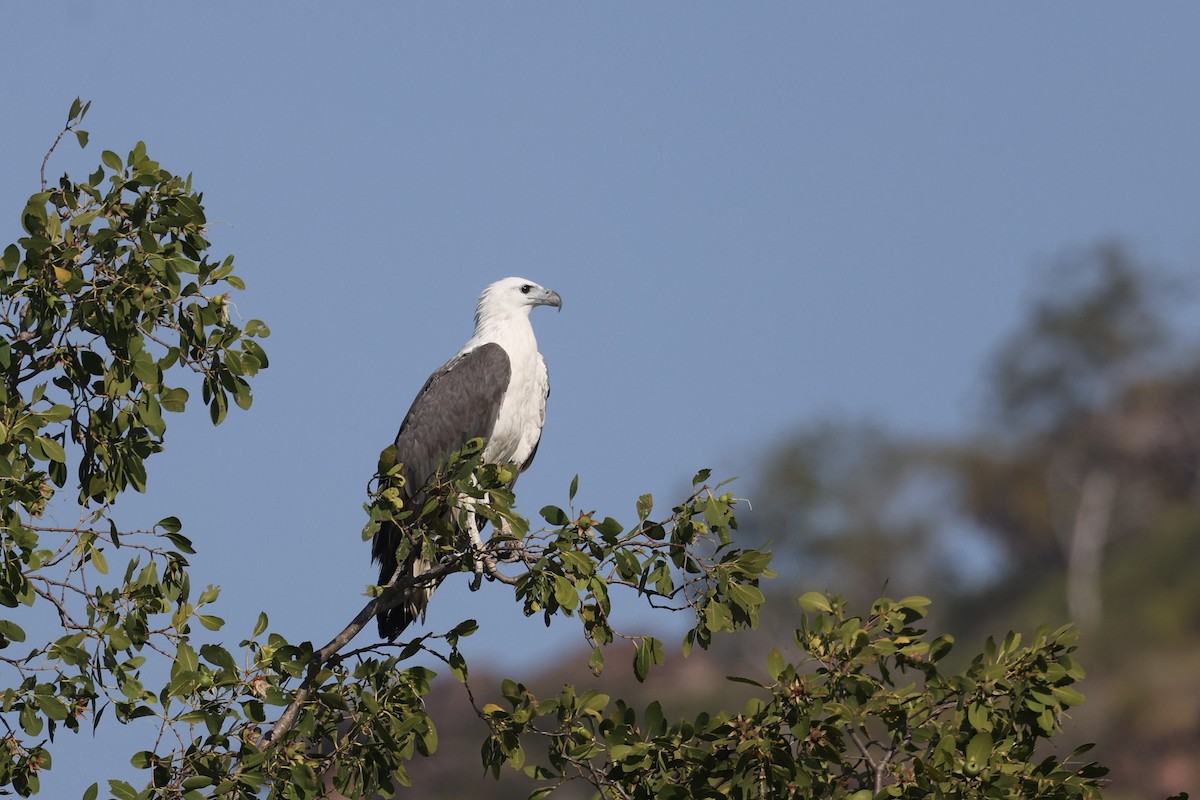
[372, 277, 562, 640]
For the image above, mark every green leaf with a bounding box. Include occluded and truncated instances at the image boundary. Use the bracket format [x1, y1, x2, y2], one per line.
[37, 694, 70, 721]
[725, 675, 766, 688]
[897, 595, 932, 618]
[588, 647, 605, 676]
[160, 387, 189, 413]
[232, 379, 253, 410]
[36, 435, 66, 463]
[643, 700, 665, 737]
[420, 721, 439, 756]
[705, 596, 732, 633]
[633, 637, 663, 682]
[82, 783, 99, 800]
[19, 703, 42, 736]
[449, 649, 468, 683]
[156, 516, 183, 533]
[0, 620, 26, 643]
[68, 210, 98, 230]
[210, 391, 228, 425]
[181, 775, 213, 790]
[553, 575, 579, 611]
[253, 612, 269, 638]
[165, 532, 196, 554]
[967, 701, 991, 732]
[559, 550, 593, 576]
[595, 517, 623, 539]
[197, 614, 224, 631]
[200, 644, 237, 672]
[101, 150, 123, 172]
[450, 619, 479, 638]
[40, 404, 72, 423]
[634, 641, 651, 682]
[2, 243, 18, 269]
[766, 647, 785, 681]
[798, 591, 832, 613]
[965, 731, 993, 772]
[579, 691, 609, 714]
[636, 493, 653, 520]
[540, 505, 569, 526]
[175, 642, 199, 674]
[728, 582, 764, 616]
[245, 319, 270, 336]
[1051, 685, 1085, 707]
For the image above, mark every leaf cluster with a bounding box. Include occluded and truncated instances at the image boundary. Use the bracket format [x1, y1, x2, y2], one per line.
[520, 469, 772, 679]
[0, 102, 267, 798]
[475, 594, 1105, 800]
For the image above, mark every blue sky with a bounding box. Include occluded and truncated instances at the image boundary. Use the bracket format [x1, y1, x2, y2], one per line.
[4, 4, 1200, 796]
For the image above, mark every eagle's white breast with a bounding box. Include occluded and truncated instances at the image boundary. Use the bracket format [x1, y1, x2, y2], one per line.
[461, 304, 549, 468]
[487, 349, 548, 467]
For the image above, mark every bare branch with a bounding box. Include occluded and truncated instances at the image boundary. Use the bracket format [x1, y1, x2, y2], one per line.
[874, 735, 900, 794]
[845, 725, 878, 776]
[40, 125, 70, 192]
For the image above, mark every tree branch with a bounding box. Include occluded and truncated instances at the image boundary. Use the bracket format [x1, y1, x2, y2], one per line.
[259, 558, 461, 748]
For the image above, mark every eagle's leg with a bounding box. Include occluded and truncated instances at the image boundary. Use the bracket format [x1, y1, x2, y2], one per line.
[458, 491, 487, 591]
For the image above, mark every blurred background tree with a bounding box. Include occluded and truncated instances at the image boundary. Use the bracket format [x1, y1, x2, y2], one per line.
[729, 243, 1200, 798]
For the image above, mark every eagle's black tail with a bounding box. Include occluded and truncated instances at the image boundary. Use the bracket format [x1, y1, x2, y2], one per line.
[374, 545, 433, 641]
[376, 603, 415, 641]
[375, 556, 403, 640]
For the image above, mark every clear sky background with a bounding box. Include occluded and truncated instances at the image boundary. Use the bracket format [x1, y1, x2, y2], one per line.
[3, 4, 1200, 797]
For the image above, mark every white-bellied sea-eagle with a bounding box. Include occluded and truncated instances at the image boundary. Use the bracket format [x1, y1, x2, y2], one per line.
[372, 277, 561, 639]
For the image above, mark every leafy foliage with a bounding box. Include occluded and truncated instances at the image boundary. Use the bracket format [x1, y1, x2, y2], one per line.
[474, 594, 1104, 799]
[0, 100, 268, 797]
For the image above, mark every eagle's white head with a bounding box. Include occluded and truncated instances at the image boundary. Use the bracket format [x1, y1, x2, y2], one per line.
[474, 277, 562, 330]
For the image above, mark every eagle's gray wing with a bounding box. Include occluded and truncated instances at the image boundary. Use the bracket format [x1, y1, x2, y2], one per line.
[373, 342, 511, 639]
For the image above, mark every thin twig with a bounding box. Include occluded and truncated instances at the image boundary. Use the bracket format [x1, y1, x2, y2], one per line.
[846, 726, 878, 777]
[874, 735, 899, 793]
[41, 124, 71, 191]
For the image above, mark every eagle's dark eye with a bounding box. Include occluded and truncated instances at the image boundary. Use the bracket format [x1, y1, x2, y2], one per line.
[520, 284, 532, 294]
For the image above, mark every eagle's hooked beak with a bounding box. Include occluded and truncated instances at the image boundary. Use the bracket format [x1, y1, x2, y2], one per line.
[541, 288, 563, 312]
